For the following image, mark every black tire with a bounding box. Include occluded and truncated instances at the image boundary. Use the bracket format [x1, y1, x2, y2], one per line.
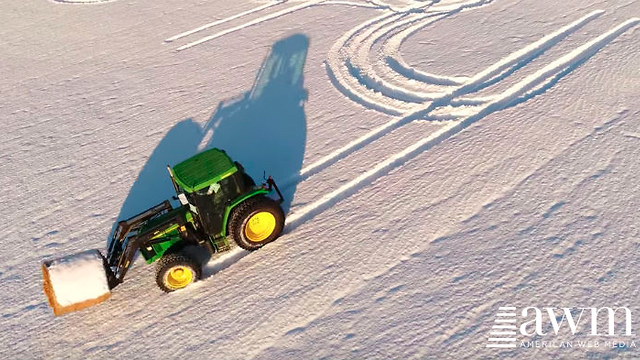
[155, 252, 202, 293]
[228, 196, 285, 251]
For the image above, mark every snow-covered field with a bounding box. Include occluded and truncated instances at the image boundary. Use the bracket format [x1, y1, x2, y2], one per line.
[2, 0, 640, 358]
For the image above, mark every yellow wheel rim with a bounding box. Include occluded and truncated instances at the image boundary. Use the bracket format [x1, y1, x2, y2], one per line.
[165, 266, 193, 289]
[245, 211, 276, 242]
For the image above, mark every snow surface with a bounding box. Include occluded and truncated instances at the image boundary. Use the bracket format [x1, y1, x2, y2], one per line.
[45, 250, 110, 307]
[1, 0, 640, 359]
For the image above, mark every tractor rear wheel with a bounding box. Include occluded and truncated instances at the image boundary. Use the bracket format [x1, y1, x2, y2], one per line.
[229, 196, 284, 251]
[155, 252, 201, 292]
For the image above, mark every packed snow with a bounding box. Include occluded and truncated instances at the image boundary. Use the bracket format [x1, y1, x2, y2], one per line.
[1, 0, 640, 359]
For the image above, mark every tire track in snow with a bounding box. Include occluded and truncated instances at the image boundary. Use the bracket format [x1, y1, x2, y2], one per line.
[165, 1, 287, 43]
[327, 5, 604, 117]
[349, 13, 448, 103]
[319, 0, 392, 9]
[284, 16, 640, 232]
[326, 12, 413, 115]
[382, 14, 471, 86]
[347, 0, 495, 104]
[172, 0, 391, 51]
[325, 0, 495, 116]
[204, 15, 639, 277]
[289, 10, 607, 188]
[176, 0, 326, 51]
[323, 1, 457, 115]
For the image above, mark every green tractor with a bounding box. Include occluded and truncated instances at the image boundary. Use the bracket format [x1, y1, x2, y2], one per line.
[42, 148, 285, 315]
[108, 148, 285, 291]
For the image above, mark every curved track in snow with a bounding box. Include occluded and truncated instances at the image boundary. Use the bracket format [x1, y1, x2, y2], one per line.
[326, 0, 495, 116]
[290, 8, 637, 192]
[291, 11, 640, 229]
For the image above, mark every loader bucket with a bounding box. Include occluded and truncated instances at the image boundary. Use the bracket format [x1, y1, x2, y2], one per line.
[42, 249, 111, 316]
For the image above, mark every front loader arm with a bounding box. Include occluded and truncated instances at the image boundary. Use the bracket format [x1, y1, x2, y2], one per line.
[115, 217, 193, 285]
[105, 200, 175, 288]
[107, 201, 173, 263]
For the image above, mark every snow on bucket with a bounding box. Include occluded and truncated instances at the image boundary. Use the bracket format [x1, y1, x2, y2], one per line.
[42, 249, 111, 316]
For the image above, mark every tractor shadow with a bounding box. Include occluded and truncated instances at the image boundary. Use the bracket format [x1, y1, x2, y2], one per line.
[116, 119, 202, 221]
[112, 34, 309, 271]
[203, 33, 309, 213]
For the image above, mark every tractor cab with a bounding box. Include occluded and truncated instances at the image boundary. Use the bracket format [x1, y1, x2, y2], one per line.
[168, 148, 256, 237]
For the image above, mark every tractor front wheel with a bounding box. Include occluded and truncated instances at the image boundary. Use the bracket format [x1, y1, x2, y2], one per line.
[155, 252, 202, 292]
[229, 196, 285, 251]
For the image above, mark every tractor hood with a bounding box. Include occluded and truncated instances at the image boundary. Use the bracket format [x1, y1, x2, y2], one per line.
[136, 205, 191, 238]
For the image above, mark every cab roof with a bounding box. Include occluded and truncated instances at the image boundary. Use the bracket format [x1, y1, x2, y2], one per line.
[171, 148, 237, 193]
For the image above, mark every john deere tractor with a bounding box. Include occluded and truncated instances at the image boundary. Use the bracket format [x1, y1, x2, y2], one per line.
[42, 148, 286, 316]
[107, 148, 285, 292]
